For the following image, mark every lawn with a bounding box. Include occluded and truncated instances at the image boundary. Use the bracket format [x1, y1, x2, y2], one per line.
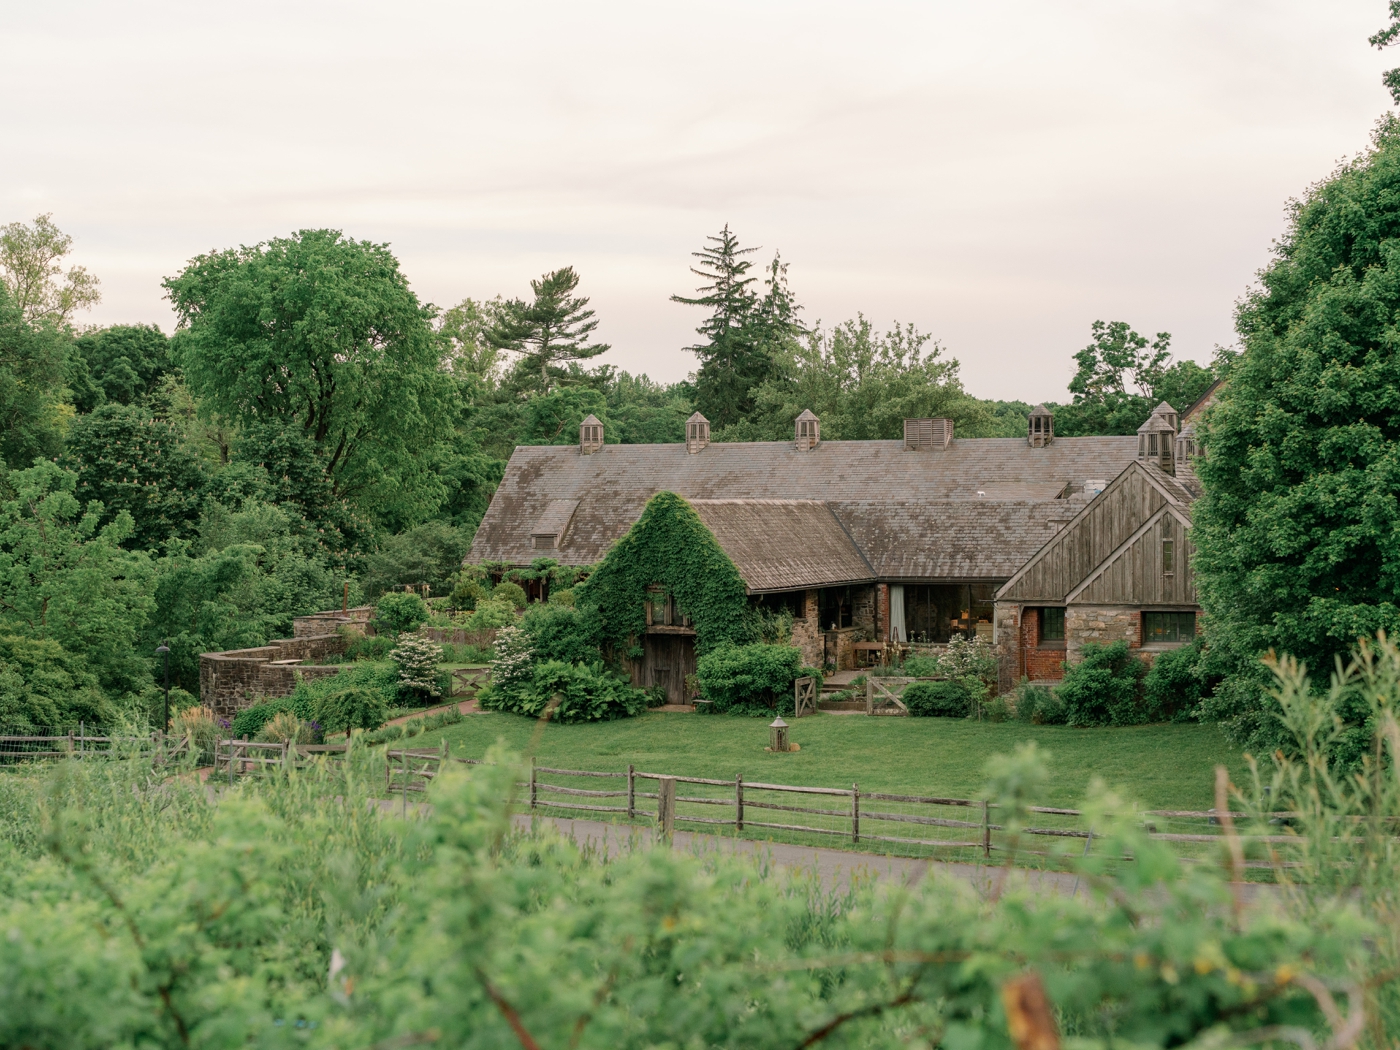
[414, 711, 1246, 811]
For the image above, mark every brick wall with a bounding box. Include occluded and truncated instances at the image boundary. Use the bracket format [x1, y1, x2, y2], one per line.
[199, 631, 348, 721]
[995, 602, 1069, 690]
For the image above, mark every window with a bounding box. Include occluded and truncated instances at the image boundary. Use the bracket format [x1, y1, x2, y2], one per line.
[1161, 517, 1174, 575]
[1038, 607, 1065, 644]
[901, 584, 998, 643]
[758, 591, 806, 620]
[1143, 611, 1195, 644]
[818, 586, 853, 630]
[1148, 432, 1158, 455]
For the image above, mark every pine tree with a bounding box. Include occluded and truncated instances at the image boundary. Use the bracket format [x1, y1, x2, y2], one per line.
[672, 226, 799, 428]
[491, 267, 609, 396]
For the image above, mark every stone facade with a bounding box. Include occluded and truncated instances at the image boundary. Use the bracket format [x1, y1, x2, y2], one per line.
[790, 590, 822, 668]
[199, 632, 346, 721]
[996, 601, 1188, 691]
[1065, 605, 1142, 663]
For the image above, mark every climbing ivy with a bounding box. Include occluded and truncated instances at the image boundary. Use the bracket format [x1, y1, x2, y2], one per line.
[576, 492, 754, 656]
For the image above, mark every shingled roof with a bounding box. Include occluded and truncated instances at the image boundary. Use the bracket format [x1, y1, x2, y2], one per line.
[688, 500, 874, 592]
[469, 435, 1141, 590]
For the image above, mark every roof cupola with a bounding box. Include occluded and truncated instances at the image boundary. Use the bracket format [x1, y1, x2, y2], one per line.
[795, 409, 820, 451]
[1137, 407, 1177, 475]
[903, 418, 954, 451]
[685, 411, 710, 454]
[579, 414, 603, 454]
[1027, 404, 1054, 447]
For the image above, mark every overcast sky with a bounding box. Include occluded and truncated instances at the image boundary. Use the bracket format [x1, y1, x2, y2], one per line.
[2, 1, 1394, 402]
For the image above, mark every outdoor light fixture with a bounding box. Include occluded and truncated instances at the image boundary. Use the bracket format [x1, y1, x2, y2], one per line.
[769, 716, 789, 753]
[155, 642, 171, 734]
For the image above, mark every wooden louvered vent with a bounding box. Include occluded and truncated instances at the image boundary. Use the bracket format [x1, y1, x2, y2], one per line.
[903, 418, 954, 451]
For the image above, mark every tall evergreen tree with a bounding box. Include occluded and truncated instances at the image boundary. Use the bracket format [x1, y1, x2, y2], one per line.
[490, 267, 609, 396]
[672, 225, 799, 427]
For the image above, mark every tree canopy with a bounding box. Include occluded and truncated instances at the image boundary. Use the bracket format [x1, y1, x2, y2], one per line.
[489, 266, 609, 396]
[163, 229, 457, 526]
[1193, 118, 1400, 751]
[0, 213, 101, 327]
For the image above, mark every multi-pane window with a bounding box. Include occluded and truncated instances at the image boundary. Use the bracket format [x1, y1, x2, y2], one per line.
[1161, 516, 1174, 575]
[1038, 607, 1065, 644]
[1143, 611, 1195, 644]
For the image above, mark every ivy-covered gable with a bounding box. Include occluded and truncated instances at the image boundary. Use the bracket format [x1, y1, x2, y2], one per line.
[576, 492, 753, 655]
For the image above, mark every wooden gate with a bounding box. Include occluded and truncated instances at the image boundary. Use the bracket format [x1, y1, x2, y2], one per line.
[794, 676, 817, 717]
[642, 633, 697, 704]
[865, 676, 915, 716]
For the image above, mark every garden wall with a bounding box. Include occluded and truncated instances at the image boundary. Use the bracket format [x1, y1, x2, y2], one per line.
[292, 605, 374, 638]
[419, 626, 498, 647]
[199, 632, 346, 721]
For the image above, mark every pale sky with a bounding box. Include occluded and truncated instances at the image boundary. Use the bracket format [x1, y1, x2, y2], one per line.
[2, 1, 1394, 402]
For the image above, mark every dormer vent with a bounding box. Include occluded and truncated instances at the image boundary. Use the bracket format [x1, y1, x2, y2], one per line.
[795, 409, 820, 451]
[903, 418, 954, 451]
[1027, 404, 1054, 447]
[1137, 408, 1177, 476]
[685, 411, 710, 454]
[579, 414, 603, 454]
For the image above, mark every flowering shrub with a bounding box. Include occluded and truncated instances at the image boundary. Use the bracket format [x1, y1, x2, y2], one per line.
[390, 634, 444, 700]
[936, 636, 998, 683]
[488, 626, 535, 690]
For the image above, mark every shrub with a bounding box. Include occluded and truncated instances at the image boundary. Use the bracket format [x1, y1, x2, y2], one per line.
[171, 705, 220, 763]
[315, 686, 389, 733]
[1143, 637, 1207, 722]
[439, 642, 492, 664]
[547, 587, 575, 607]
[230, 698, 294, 740]
[0, 634, 112, 730]
[448, 577, 482, 612]
[936, 636, 998, 683]
[480, 660, 647, 723]
[982, 695, 1009, 723]
[901, 654, 940, 676]
[519, 603, 600, 664]
[256, 710, 320, 745]
[374, 592, 429, 636]
[345, 633, 394, 661]
[286, 661, 401, 727]
[488, 626, 535, 691]
[1058, 641, 1147, 726]
[490, 581, 527, 608]
[904, 680, 970, 717]
[390, 634, 444, 700]
[695, 643, 803, 715]
[465, 599, 517, 632]
[1012, 679, 1066, 725]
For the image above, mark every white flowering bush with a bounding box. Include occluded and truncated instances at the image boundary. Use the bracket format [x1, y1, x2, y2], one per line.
[488, 625, 535, 689]
[390, 633, 444, 699]
[936, 635, 998, 684]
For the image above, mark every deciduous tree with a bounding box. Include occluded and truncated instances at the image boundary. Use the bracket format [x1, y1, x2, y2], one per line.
[0, 213, 100, 326]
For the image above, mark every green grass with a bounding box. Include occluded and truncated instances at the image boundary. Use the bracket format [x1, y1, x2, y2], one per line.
[413, 712, 1245, 811]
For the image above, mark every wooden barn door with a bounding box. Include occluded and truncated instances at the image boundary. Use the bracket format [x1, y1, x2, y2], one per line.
[644, 634, 697, 704]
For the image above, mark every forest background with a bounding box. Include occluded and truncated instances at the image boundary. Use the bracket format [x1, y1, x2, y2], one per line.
[0, 214, 1225, 727]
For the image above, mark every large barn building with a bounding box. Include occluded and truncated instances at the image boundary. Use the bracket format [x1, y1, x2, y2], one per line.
[468, 395, 1212, 702]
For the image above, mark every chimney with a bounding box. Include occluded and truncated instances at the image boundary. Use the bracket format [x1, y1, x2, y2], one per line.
[795, 409, 820, 451]
[685, 411, 710, 454]
[579, 414, 603, 454]
[903, 418, 954, 451]
[1027, 404, 1054, 447]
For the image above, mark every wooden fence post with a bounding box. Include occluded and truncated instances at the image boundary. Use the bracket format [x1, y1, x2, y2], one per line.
[736, 773, 744, 831]
[401, 750, 409, 820]
[79, 721, 83, 757]
[228, 741, 235, 787]
[657, 776, 676, 842]
[627, 764, 635, 819]
[67, 729, 74, 757]
[865, 676, 873, 715]
[530, 757, 537, 810]
[852, 783, 860, 844]
[981, 799, 991, 857]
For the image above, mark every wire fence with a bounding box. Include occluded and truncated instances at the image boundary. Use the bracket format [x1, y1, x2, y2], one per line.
[0, 724, 169, 763]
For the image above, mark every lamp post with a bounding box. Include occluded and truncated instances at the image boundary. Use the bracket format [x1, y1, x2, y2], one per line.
[155, 643, 170, 735]
[769, 716, 789, 753]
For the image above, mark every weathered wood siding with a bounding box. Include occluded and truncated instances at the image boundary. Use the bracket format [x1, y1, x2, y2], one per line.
[998, 466, 1172, 602]
[1073, 510, 1196, 606]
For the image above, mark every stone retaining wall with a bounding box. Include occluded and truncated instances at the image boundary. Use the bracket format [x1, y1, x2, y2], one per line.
[419, 627, 498, 647]
[292, 606, 374, 638]
[200, 632, 347, 721]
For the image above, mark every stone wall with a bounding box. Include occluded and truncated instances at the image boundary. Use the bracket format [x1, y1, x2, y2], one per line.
[200, 632, 347, 721]
[420, 627, 499, 647]
[998, 601, 1162, 692]
[292, 605, 374, 638]
[852, 585, 876, 638]
[790, 590, 822, 668]
[1065, 605, 1142, 664]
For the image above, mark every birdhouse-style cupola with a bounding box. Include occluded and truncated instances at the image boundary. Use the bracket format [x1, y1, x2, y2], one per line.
[904, 418, 954, 451]
[685, 411, 710, 454]
[1027, 404, 1054, 447]
[795, 409, 820, 451]
[1137, 407, 1177, 475]
[579, 414, 604, 454]
[1151, 401, 1180, 432]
